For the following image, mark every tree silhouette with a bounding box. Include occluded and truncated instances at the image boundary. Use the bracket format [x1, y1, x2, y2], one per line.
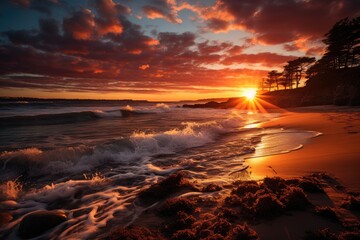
[292, 57, 316, 88]
[283, 63, 296, 89]
[323, 17, 360, 69]
[264, 75, 274, 91]
[279, 75, 288, 89]
[265, 70, 282, 91]
[264, 16, 360, 105]
[269, 57, 314, 90]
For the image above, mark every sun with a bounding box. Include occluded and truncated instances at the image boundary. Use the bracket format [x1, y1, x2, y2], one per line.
[242, 88, 257, 101]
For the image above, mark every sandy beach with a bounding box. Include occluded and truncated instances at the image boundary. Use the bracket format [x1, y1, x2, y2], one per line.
[2, 105, 360, 239]
[102, 106, 360, 239]
[248, 106, 360, 192]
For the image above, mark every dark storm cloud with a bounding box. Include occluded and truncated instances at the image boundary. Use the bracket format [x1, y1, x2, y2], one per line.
[10, 0, 65, 15]
[2, 0, 309, 94]
[208, 0, 360, 44]
[222, 52, 296, 67]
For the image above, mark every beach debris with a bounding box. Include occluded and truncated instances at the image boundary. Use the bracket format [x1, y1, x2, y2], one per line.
[227, 224, 259, 240]
[171, 229, 196, 240]
[202, 183, 223, 192]
[298, 178, 324, 193]
[304, 228, 338, 240]
[262, 177, 287, 193]
[304, 228, 360, 240]
[267, 165, 277, 174]
[254, 194, 285, 218]
[280, 186, 310, 210]
[314, 206, 340, 222]
[137, 172, 197, 205]
[109, 226, 164, 240]
[341, 195, 360, 211]
[157, 198, 196, 216]
[109, 175, 359, 240]
[216, 207, 238, 221]
[162, 211, 196, 234]
[18, 210, 67, 239]
[213, 218, 232, 236]
[231, 181, 260, 196]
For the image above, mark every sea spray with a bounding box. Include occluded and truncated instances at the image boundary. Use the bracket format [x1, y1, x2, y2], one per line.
[0, 178, 22, 200]
[0, 116, 246, 178]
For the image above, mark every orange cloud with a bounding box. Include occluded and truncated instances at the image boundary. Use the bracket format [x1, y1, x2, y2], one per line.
[146, 38, 160, 46]
[181, 0, 360, 45]
[139, 64, 150, 70]
[143, 0, 182, 23]
[63, 9, 95, 40]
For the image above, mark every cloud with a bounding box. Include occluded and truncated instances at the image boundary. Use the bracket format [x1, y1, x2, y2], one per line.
[198, 40, 232, 55]
[186, 0, 360, 46]
[10, 0, 30, 7]
[206, 18, 231, 32]
[93, 0, 130, 36]
[10, 0, 63, 15]
[94, 0, 130, 17]
[63, 9, 96, 40]
[1, 1, 308, 96]
[139, 64, 150, 70]
[142, 0, 182, 23]
[283, 38, 326, 56]
[158, 31, 196, 52]
[222, 52, 297, 67]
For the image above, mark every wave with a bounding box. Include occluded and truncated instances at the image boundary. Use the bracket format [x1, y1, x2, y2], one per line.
[0, 104, 175, 127]
[0, 117, 245, 178]
[0, 111, 103, 127]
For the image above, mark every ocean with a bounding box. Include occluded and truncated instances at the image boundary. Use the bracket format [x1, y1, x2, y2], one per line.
[0, 100, 320, 239]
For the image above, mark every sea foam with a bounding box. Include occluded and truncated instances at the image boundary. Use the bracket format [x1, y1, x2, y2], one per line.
[0, 116, 245, 178]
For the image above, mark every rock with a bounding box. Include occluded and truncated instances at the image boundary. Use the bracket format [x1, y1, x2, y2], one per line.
[18, 210, 67, 239]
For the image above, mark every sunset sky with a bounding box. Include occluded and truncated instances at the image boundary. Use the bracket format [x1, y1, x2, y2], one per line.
[0, 0, 359, 101]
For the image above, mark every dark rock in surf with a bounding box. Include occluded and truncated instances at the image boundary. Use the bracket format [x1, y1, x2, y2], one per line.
[18, 210, 67, 239]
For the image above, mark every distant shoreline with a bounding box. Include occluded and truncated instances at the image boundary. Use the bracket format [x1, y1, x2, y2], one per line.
[0, 96, 228, 104]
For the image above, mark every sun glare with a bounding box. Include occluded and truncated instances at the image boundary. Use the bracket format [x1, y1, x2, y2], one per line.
[242, 88, 257, 101]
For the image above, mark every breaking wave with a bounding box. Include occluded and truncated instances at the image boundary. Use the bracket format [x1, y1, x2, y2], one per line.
[0, 116, 245, 178]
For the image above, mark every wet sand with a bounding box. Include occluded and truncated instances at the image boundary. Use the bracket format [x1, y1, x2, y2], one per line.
[248, 106, 360, 192]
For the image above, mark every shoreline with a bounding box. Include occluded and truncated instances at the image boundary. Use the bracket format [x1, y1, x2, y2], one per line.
[1, 105, 360, 239]
[248, 106, 360, 191]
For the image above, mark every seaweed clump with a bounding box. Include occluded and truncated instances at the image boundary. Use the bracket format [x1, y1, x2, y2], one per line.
[137, 172, 196, 205]
[304, 228, 360, 240]
[227, 224, 259, 240]
[314, 206, 340, 222]
[280, 186, 309, 210]
[158, 198, 196, 216]
[202, 183, 223, 192]
[341, 195, 360, 211]
[223, 177, 312, 221]
[109, 226, 164, 240]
